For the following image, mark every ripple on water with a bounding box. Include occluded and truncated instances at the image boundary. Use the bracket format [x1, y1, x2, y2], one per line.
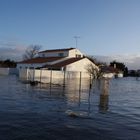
[0, 76, 140, 140]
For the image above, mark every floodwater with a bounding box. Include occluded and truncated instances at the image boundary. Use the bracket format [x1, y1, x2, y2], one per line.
[0, 75, 140, 140]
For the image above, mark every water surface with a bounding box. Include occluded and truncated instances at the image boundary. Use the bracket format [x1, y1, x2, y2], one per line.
[0, 75, 140, 140]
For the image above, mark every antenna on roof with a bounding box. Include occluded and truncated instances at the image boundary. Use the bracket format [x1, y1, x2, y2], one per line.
[74, 36, 80, 49]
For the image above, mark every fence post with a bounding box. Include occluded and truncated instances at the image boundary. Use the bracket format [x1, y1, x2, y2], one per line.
[88, 89, 91, 116]
[63, 70, 66, 88]
[40, 69, 42, 83]
[78, 71, 82, 106]
[33, 68, 35, 82]
[50, 69, 52, 85]
[99, 78, 109, 112]
[79, 71, 82, 90]
[27, 68, 28, 81]
[89, 74, 92, 89]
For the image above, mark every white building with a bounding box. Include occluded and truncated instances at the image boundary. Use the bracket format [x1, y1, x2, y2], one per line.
[100, 66, 123, 78]
[38, 48, 83, 58]
[17, 48, 98, 72]
[17, 48, 99, 81]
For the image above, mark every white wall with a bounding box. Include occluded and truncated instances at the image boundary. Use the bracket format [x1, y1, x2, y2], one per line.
[17, 48, 86, 70]
[69, 49, 84, 57]
[117, 73, 123, 77]
[38, 48, 84, 58]
[19, 69, 90, 83]
[102, 73, 114, 78]
[18, 58, 98, 83]
[66, 58, 99, 72]
[39, 51, 69, 57]
[17, 62, 47, 69]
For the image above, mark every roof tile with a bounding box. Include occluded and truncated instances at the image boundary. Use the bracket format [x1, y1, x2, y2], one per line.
[18, 57, 63, 64]
[43, 57, 84, 68]
[39, 48, 75, 53]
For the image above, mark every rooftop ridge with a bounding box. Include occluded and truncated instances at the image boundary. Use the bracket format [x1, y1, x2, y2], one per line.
[18, 57, 64, 64]
[39, 47, 75, 53]
[43, 57, 84, 68]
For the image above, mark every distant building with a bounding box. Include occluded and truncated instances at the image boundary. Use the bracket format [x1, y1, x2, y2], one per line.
[100, 66, 123, 78]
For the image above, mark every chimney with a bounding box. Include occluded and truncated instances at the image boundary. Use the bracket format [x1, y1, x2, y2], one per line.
[114, 64, 116, 68]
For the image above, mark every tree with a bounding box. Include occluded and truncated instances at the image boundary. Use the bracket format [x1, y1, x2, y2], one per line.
[85, 55, 107, 66]
[23, 45, 41, 60]
[124, 67, 128, 77]
[110, 61, 125, 70]
[110, 60, 128, 76]
[85, 55, 106, 79]
[0, 59, 16, 68]
[86, 63, 101, 79]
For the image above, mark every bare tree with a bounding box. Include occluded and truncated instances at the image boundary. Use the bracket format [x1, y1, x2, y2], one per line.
[23, 45, 41, 60]
[85, 55, 105, 79]
[86, 55, 107, 66]
[86, 63, 100, 79]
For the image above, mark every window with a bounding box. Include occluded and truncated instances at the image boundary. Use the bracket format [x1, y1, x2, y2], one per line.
[76, 54, 81, 58]
[58, 53, 64, 57]
[42, 54, 46, 57]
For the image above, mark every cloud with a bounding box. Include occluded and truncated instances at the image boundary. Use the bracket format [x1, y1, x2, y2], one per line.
[94, 54, 140, 70]
[0, 40, 140, 69]
[0, 41, 26, 61]
[0, 41, 17, 47]
[0, 47, 26, 61]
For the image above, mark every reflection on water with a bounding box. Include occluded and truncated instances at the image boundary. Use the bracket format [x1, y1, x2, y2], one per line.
[32, 78, 110, 117]
[0, 76, 140, 140]
[99, 78, 109, 112]
[99, 94, 109, 112]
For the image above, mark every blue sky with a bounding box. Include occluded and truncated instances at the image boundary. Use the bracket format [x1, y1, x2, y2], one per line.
[0, 0, 140, 68]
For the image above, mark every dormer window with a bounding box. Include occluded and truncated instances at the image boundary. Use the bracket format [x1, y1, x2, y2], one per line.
[76, 54, 81, 58]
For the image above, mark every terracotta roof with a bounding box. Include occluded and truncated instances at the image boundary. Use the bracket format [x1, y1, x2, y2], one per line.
[100, 66, 120, 73]
[39, 48, 75, 53]
[43, 57, 84, 68]
[18, 57, 63, 64]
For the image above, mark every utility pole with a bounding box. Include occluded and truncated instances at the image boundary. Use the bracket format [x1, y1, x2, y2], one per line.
[74, 36, 80, 48]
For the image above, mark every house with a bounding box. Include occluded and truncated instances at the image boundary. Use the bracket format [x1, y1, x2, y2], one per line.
[38, 48, 83, 58]
[17, 48, 99, 82]
[17, 48, 98, 73]
[100, 66, 123, 78]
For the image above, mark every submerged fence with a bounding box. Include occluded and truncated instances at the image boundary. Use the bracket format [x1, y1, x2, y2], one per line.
[19, 69, 92, 84]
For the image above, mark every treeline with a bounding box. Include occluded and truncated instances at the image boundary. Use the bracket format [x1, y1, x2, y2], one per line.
[0, 59, 17, 68]
[110, 61, 128, 77]
[109, 61, 140, 77]
[127, 70, 140, 77]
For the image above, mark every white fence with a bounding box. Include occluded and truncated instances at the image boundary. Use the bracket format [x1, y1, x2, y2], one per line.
[19, 69, 91, 84]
